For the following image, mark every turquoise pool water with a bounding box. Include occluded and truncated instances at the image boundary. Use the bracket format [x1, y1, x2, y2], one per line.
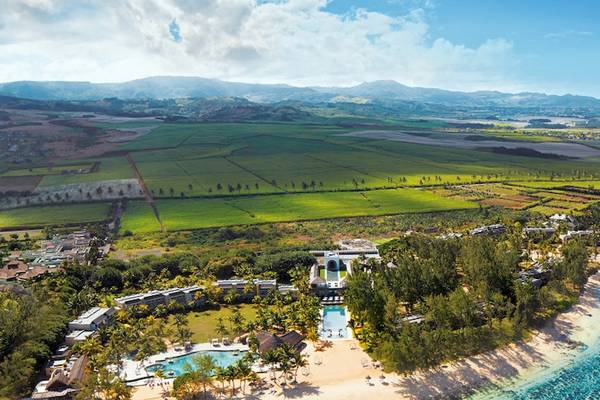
[146, 350, 247, 377]
[320, 305, 350, 339]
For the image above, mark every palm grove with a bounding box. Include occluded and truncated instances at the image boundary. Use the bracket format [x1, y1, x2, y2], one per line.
[0, 244, 319, 399]
[345, 228, 590, 373]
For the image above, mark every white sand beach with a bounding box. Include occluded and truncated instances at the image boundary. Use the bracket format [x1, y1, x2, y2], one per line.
[132, 272, 600, 400]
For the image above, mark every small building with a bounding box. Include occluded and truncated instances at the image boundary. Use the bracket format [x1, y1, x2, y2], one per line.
[255, 330, 305, 354]
[32, 356, 88, 399]
[0, 260, 29, 281]
[518, 260, 554, 288]
[338, 239, 377, 251]
[68, 307, 114, 332]
[549, 214, 576, 229]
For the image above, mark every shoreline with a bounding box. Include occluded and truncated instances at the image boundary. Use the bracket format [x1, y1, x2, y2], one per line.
[132, 272, 600, 400]
[262, 271, 600, 400]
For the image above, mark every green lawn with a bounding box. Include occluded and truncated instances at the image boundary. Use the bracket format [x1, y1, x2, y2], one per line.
[0, 203, 111, 229]
[170, 304, 262, 343]
[120, 188, 477, 233]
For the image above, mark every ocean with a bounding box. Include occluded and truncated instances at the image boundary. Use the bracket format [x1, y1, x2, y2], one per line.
[469, 279, 600, 400]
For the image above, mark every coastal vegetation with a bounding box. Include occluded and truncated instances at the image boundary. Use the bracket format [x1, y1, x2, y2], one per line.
[345, 230, 592, 373]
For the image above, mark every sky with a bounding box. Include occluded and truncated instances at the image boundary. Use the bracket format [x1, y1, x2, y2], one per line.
[0, 0, 598, 96]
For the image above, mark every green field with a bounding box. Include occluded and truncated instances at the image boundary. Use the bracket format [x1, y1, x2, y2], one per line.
[120, 188, 477, 233]
[1, 163, 94, 177]
[38, 157, 133, 187]
[0, 203, 111, 229]
[510, 180, 600, 190]
[5, 121, 600, 230]
[118, 123, 600, 199]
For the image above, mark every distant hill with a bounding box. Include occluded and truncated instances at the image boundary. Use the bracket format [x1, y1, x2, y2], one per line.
[1, 76, 599, 109]
[0, 95, 317, 122]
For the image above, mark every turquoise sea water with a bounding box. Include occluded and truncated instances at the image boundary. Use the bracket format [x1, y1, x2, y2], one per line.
[471, 329, 600, 399]
[145, 350, 247, 377]
[468, 277, 600, 400]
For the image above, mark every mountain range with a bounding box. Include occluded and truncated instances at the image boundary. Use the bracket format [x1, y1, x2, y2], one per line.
[1, 76, 599, 109]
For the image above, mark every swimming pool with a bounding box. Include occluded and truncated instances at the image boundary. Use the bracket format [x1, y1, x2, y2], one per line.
[145, 350, 247, 377]
[320, 305, 351, 340]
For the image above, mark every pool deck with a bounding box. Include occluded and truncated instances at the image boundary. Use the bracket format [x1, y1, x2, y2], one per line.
[120, 342, 249, 384]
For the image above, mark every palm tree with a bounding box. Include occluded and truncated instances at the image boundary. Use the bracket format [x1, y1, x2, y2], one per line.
[224, 365, 238, 396]
[215, 317, 228, 339]
[276, 345, 295, 385]
[235, 360, 252, 394]
[173, 314, 192, 345]
[228, 309, 245, 337]
[193, 354, 216, 399]
[261, 348, 280, 381]
[290, 352, 308, 383]
[214, 366, 227, 397]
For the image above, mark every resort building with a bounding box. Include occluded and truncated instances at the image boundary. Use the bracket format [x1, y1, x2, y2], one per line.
[68, 307, 115, 331]
[22, 230, 105, 269]
[470, 224, 506, 236]
[0, 258, 55, 282]
[65, 330, 94, 346]
[560, 230, 596, 242]
[0, 259, 28, 282]
[523, 227, 556, 238]
[213, 279, 277, 299]
[114, 285, 205, 310]
[309, 249, 381, 297]
[277, 284, 299, 295]
[549, 213, 577, 229]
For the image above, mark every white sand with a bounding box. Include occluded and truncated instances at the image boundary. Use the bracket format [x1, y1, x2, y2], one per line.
[132, 272, 600, 400]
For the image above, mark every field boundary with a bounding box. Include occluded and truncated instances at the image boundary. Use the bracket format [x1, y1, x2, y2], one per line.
[126, 154, 165, 232]
[223, 156, 287, 192]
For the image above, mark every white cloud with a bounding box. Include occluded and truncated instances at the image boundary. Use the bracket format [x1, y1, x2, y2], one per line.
[0, 0, 519, 91]
[544, 30, 592, 39]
